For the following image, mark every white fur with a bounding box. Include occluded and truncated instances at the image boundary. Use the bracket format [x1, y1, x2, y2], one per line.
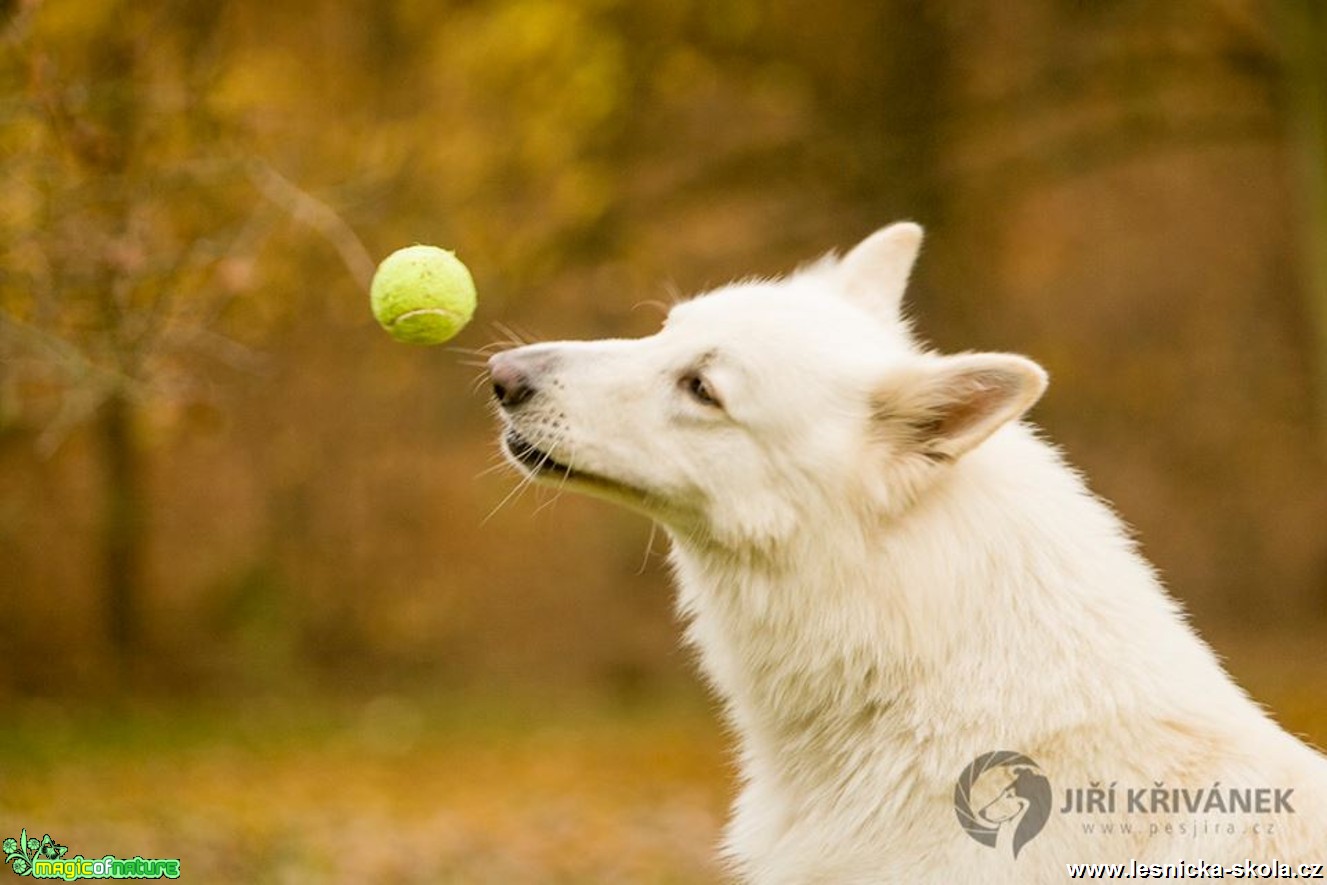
[490, 224, 1327, 882]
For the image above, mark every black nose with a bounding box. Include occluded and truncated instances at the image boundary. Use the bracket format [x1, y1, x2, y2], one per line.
[489, 352, 536, 409]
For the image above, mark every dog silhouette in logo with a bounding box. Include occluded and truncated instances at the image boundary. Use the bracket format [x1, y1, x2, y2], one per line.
[976, 765, 1051, 859]
[955, 752, 1052, 860]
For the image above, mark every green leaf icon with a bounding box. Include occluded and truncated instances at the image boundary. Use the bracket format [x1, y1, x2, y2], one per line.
[40, 836, 65, 861]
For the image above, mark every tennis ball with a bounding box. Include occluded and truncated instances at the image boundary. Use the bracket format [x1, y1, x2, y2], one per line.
[370, 245, 477, 345]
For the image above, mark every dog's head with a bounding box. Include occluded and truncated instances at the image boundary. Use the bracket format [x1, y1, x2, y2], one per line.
[490, 223, 1047, 551]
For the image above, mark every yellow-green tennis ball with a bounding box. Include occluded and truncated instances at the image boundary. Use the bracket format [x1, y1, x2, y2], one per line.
[370, 245, 477, 345]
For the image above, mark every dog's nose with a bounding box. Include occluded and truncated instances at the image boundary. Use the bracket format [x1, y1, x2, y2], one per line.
[488, 351, 537, 409]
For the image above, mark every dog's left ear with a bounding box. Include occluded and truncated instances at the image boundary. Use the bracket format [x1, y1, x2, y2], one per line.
[877, 353, 1048, 461]
[839, 222, 923, 321]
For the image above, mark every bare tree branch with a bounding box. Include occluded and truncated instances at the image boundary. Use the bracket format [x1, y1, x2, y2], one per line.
[247, 159, 376, 291]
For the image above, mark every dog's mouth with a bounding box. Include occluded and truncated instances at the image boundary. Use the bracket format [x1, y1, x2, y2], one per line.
[502, 429, 653, 506]
[503, 430, 576, 478]
[500, 427, 694, 526]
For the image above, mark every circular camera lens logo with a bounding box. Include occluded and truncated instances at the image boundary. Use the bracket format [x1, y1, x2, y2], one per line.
[954, 751, 1052, 859]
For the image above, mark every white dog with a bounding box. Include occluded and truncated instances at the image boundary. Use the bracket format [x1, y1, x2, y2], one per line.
[489, 224, 1327, 883]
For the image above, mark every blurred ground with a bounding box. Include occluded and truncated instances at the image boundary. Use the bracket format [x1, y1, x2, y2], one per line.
[3, 636, 1325, 884]
[0, 692, 730, 884]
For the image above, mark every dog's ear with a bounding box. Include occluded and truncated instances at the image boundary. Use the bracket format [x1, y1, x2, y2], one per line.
[876, 353, 1048, 461]
[839, 222, 923, 321]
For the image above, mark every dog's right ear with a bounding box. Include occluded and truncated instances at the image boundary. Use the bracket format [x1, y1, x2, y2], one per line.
[874, 353, 1048, 463]
[839, 222, 923, 322]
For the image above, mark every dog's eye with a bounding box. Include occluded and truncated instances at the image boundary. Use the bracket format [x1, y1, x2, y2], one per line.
[681, 372, 721, 408]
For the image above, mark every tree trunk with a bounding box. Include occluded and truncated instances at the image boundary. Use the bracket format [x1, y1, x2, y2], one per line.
[97, 387, 144, 665]
[1279, 0, 1327, 446]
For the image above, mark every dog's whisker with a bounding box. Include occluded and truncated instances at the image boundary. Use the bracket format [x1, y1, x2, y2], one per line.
[490, 320, 530, 347]
[446, 343, 507, 357]
[509, 321, 541, 343]
[631, 299, 671, 318]
[456, 359, 491, 370]
[480, 326, 525, 351]
[532, 491, 561, 516]
[474, 460, 515, 480]
[532, 480, 568, 516]
[481, 438, 554, 523]
[469, 370, 494, 395]
[481, 471, 539, 525]
[636, 521, 660, 575]
[532, 446, 575, 515]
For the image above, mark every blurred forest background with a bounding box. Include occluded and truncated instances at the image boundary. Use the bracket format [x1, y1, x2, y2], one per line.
[2, 0, 1326, 880]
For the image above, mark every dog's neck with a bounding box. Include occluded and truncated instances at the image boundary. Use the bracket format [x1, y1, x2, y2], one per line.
[666, 425, 1247, 792]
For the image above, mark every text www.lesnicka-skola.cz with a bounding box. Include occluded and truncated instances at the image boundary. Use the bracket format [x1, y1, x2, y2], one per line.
[1067, 859, 1325, 879]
